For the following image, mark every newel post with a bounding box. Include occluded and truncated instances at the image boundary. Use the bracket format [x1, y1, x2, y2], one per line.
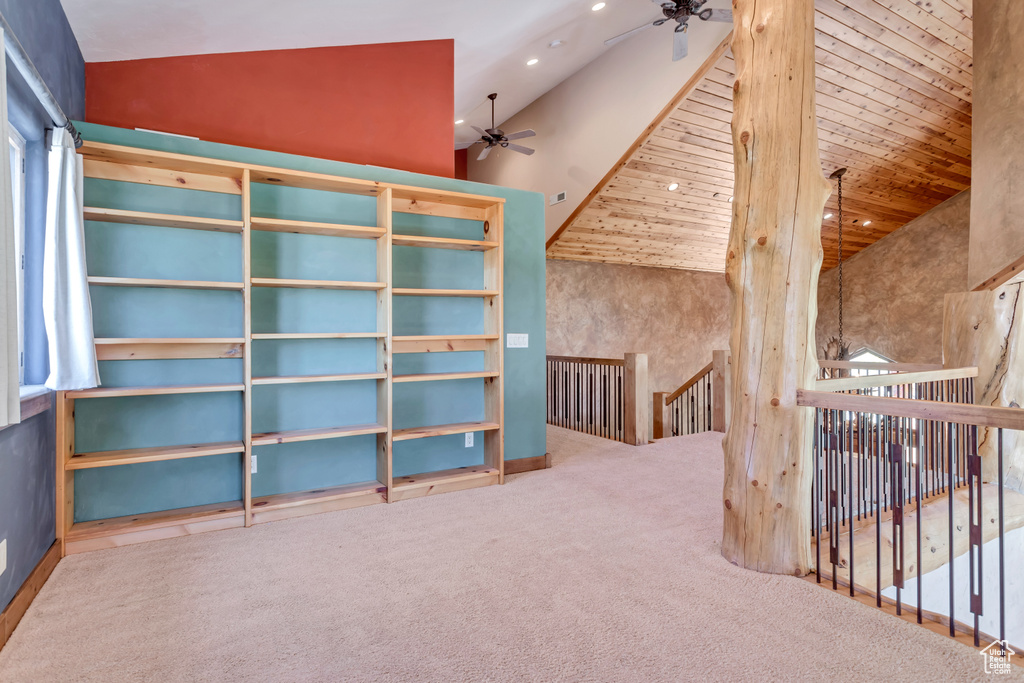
[624, 353, 649, 446]
[721, 0, 831, 575]
[653, 391, 670, 440]
[711, 350, 730, 433]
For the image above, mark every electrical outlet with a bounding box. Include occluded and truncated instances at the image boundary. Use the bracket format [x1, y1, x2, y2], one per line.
[465, 432, 474, 448]
[506, 333, 528, 348]
[0, 539, 6, 577]
[251, 455, 258, 474]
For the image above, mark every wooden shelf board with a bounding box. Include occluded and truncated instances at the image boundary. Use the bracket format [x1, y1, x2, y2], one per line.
[392, 371, 498, 383]
[252, 372, 386, 386]
[251, 278, 386, 291]
[390, 186, 503, 209]
[393, 421, 500, 442]
[252, 423, 387, 446]
[67, 440, 245, 470]
[390, 465, 500, 501]
[87, 276, 244, 291]
[251, 481, 387, 524]
[392, 234, 497, 251]
[65, 500, 245, 553]
[251, 332, 384, 340]
[94, 338, 246, 361]
[252, 481, 385, 512]
[78, 141, 247, 179]
[392, 334, 499, 354]
[392, 288, 499, 298]
[248, 168, 381, 196]
[65, 383, 244, 399]
[84, 207, 244, 233]
[250, 216, 384, 239]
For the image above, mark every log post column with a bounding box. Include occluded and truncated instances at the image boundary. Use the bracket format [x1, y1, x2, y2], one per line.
[722, 0, 832, 574]
[943, 284, 1024, 493]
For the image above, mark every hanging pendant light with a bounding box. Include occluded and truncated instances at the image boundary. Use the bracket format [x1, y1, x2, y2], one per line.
[823, 168, 850, 362]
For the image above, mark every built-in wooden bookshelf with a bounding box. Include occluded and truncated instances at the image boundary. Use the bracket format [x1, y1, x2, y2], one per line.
[59, 140, 505, 555]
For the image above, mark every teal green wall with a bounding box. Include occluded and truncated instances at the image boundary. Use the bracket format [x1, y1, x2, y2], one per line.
[73, 122, 546, 522]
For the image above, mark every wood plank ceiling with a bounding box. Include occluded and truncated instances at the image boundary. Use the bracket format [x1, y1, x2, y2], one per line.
[546, 0, 973, 272]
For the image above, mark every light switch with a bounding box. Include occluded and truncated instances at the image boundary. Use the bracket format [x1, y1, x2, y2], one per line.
[0, 539, 6, 577]
[506, 333, 529, 348]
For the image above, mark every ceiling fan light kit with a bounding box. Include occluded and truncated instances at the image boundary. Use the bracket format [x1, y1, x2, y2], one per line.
[605, 1, 733, 61]
[454, 93, 537, 161]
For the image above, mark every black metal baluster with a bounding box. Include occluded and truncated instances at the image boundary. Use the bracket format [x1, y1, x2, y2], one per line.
[968, 427, 983, 648]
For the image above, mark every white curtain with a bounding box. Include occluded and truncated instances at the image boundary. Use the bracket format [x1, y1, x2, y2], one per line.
[0, 30, 19, 426]
[42, 127, 99, 390]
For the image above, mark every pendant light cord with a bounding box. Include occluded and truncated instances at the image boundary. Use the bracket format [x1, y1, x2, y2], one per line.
[837, 174, 844, 352]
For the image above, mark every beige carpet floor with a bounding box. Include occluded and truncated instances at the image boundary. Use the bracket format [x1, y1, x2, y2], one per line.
[0, 426, 1013, 682]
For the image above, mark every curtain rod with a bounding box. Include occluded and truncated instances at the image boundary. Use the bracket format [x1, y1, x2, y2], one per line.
[0, 11, 82, 147]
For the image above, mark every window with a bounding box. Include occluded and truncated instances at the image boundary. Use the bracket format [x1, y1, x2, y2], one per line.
[9, 127, 25, 385]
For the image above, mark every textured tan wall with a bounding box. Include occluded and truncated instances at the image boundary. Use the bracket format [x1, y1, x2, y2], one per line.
[816, 190, 971, 364]
[969, 2, 1024, 289]
[546, 259, 730, 392]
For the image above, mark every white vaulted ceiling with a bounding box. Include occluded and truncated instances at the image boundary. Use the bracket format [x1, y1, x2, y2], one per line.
[60, 0, 702, 143]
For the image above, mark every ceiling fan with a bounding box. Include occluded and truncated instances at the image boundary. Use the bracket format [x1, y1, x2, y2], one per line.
[605, 1, 733, 61]
[455, 93, 536, 161]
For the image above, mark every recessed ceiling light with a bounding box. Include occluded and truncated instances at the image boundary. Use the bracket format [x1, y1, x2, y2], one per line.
[526, 58, 539, 66]
[592, 2, 606, 11]
[728, 196, 734, 203]
[667, 182, 679, 191]
[823, 213, 833, 219]
[454, 119, 464, 125]
[863, 220, 872, 226]
[549, 39, 565, 49]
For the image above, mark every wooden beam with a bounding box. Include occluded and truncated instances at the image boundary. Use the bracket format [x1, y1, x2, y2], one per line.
[545, 33, 733, 251]
[623, 353, 649, 446]
[721, 0, 831, 575]
[815, 366, 978, 392]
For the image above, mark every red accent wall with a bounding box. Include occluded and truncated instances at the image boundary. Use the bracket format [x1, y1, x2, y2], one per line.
[454, 149, 468, 181]
[86, 40, 455, 177]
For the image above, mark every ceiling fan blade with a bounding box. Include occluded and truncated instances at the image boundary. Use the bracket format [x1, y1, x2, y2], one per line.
[673, 29, 689, 61]
[605, 20, 658, 47]
[454, 141, 479, 150]
[471, 125, 488, 138]
[505, 143, 535, 156]
[477, 145, 493, 161]
[504, 129, 536, 141]
[699, 8, 733, 22]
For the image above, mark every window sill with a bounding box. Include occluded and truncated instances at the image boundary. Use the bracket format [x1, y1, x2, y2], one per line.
[19, 385, 52, 422]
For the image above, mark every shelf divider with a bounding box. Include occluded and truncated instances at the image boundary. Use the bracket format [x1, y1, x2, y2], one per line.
[67, 441, 245, 470]
[251, 277, 386, 291]
[392, 371, 498, 384]
[392, 288, 499, 298]
[251, 216, 385, 239]
[392, 421, 500, 442]
[84, 206, 244, 233]
[252, 423, 387, 446]
[87, 276, 244, 291]
[252, 372, 386, 386]
[392, 234, 497, 251]
[65, 383, 244, 399]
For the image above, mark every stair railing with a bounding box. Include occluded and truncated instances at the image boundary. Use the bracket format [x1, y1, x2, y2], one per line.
[654, 350, 730, 439]
[800, 366, 1023, 654]
[546, 353, 649, 445]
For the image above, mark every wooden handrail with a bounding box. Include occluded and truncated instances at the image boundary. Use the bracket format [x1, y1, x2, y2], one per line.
[545, 354, 625, 367]
[818, 360, 943, 372]
[667, 361, 714, 403]
[797, 389, 1024, 431]
[815, 367, 978, 392]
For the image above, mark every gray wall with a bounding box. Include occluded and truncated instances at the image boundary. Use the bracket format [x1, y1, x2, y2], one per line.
[0, 0, 84, 612]
[546, 259, 730, 393]
[816, 190, 971, 364]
